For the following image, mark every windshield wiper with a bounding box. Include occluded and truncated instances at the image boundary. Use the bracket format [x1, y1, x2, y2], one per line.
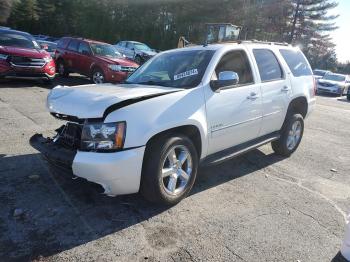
[134, 80, 167, 87]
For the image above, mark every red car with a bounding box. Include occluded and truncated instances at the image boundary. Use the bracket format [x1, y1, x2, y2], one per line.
[55, 37, 139, 84]
[0, 28, 56, 83]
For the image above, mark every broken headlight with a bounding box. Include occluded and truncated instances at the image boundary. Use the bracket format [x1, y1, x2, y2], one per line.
[80, 121, 126, 151]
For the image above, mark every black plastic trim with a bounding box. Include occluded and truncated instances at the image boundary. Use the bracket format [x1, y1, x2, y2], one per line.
[201, 131, 280, 166]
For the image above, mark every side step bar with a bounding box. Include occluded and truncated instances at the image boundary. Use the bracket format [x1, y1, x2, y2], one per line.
[202, 132, 280, 166]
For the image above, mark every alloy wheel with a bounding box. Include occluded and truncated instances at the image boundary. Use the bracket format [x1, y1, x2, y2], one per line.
[286, 120, 302, 150]
[93, 71, 104, 84]
[161, 145, 193, 196]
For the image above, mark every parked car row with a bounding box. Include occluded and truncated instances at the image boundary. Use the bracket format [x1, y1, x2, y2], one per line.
[313, 68, 350, 99]
[0, 27, 157, 84]
[55, 37, 139, 84]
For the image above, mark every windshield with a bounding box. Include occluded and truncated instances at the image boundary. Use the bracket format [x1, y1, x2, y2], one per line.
[323, 74, 346, 82]
[134, 43, 151, 51]
[0, 32, 39, 49]
[126, 49, 215, 88]
[90, 43, 123, 58]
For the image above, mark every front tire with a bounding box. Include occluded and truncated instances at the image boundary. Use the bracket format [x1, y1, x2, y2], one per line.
[91, 68, 105, 84]
[140, 135, 198, 205]
[272, 113, 304, 157]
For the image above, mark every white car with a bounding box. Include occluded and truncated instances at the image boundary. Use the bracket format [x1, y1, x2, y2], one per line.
[317, 73, 350, 96]
[30, 42, 316, 205]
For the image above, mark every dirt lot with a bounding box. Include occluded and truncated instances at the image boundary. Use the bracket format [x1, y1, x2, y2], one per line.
[0, 76, 349, 262]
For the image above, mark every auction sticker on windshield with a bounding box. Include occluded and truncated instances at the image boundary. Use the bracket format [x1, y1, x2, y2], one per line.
[174, 69, 198, 80]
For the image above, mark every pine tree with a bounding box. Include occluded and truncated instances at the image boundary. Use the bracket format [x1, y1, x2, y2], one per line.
[0, 0, 13, 25]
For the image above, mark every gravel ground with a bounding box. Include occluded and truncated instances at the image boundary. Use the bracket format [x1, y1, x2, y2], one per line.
[0, 76, 349, 262]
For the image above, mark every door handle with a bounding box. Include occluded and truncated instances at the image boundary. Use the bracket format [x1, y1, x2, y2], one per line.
[281, 86, 290, 92]
[247, 92, 259, 100]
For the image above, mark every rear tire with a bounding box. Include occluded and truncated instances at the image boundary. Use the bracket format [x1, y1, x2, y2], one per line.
[140, 134, 198, 205]
[272, 113, 304, 157]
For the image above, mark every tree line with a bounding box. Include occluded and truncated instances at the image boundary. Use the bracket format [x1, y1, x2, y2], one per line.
[1, 0, 349, 73]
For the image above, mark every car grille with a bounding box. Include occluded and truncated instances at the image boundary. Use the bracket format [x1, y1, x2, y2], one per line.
[9, 56, 46, 68]
[121, 66, 137, 73]
[319, 82, 334, 87]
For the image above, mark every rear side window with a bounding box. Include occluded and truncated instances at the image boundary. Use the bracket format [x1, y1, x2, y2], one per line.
[253, 49, 283, 82]
[57, 38, 70, 49]
[280, 49, 312, 77]
[67, 39, 79, 52]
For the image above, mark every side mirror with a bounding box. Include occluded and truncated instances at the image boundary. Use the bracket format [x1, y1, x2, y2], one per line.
[210, 71, 239, 92]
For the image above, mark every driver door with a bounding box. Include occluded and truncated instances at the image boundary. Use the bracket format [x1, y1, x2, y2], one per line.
[204, 50, 263, 155]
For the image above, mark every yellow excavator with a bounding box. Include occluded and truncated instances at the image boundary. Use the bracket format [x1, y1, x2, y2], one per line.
[177, 23, 242, 48]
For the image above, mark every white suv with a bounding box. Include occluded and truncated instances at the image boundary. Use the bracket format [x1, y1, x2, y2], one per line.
[30, 42, 316, 205]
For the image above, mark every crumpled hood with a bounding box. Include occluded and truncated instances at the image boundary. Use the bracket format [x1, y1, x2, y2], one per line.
[0, 46, 49, 58]
[47, 83, 182, 119]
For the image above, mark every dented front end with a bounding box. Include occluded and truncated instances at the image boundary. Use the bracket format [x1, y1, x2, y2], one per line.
[30, 122, 83, 171]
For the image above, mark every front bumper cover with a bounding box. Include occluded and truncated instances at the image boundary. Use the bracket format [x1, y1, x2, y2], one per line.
[30, 133, 146, 196]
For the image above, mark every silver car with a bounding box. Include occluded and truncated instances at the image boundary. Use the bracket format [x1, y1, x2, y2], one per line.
[317, 73, 350, 96]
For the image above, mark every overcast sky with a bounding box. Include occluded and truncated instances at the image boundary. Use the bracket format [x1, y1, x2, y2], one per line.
[330, 0, 350, 63]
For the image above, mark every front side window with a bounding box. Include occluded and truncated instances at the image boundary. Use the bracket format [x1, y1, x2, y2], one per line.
[134, 43, 151, 51]
[214, 50, 254, 85]
[253, 49, 283, 82]
[126, 50, 215, 89]
[78, 42, 91, 55]
[126, 42, 134, 49]
[90, 43, 123, 58]
[0, 32, 38, 49]
[67, 39, 79, 52]
[280, 49, 312, 77]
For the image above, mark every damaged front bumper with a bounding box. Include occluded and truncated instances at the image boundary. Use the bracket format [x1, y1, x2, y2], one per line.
[30, 133, 145, 196]
[30, 134, 76, 171]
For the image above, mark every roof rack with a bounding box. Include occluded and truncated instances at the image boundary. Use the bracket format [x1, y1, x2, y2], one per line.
[207, 39, 291, 46]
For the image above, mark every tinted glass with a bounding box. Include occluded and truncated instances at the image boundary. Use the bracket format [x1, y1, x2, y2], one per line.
[253, 49, 283, 82]
[280, 49, 312, 77]
[126, 42, 134, 49]
[126, 50, 215, 89]
[57, 38, 70, 49]
[215, 50, 254, 85]
[323, 74, 346, 82]
[67, 39, 79, 52]
[0, 32, 38, 49]
[78, 42, 91, 54]
[90, 43, 122, 58]
[134, 43, 151, 51]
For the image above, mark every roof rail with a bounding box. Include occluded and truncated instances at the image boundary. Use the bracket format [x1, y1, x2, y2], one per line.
[208, 39, 291, 46]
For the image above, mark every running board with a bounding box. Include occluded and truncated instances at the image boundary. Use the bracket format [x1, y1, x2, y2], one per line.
[202, 132, 280, 166]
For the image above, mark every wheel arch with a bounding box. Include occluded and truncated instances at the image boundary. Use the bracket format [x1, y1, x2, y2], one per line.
[287, 96, 308, 118]
[146, 125, 203, 159]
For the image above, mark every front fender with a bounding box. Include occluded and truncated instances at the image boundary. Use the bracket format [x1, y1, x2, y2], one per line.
[104, 86, 209, 159]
